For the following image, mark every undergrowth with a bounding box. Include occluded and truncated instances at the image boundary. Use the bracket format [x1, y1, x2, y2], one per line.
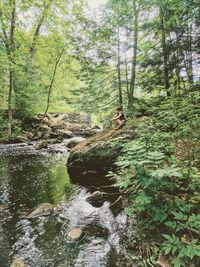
[108, 91, 200, 267]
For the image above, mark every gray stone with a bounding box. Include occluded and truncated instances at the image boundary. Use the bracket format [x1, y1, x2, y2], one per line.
[28, 203, 54, 218]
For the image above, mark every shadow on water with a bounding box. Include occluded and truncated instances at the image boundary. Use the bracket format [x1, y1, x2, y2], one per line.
[0, 144, 127, 267]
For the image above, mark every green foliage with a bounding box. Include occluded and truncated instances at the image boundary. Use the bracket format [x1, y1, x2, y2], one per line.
[108, 92, 200, 266]
[0, 0, 85, 138]
[162, 235, 200, 267]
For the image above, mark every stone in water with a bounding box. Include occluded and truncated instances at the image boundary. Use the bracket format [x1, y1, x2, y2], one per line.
[67, 228, 84, 241]
[28, 203, 54, 218]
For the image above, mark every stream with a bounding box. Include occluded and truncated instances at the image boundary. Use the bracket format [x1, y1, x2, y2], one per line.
[0, 142, 127, 267]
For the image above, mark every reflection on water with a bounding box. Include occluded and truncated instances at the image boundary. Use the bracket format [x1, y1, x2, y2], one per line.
[0, 144, 127, 267]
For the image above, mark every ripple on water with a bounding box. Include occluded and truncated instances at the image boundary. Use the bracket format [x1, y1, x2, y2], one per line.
[0, 144, 127, 267]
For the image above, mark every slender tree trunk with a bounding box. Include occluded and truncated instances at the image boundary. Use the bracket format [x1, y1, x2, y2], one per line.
[128, 2, 139, 109]
[124, 53, 129, 97]
[175, 31, 181, 91]
[33, 45, 66, 138]
[14, 0, 53, 116]
[7, 0, 16, 139]
[159, 6, 170, 96]
[7, 69, 13, 138]
[30, 0, 53, 56]
[117, 26, 123, 106]
[187, 24, 193, 84]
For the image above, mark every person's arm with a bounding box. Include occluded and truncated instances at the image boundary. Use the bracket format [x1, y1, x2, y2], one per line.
[112, 113, 120, 120]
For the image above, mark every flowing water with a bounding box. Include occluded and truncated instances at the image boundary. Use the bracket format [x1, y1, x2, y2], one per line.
[0, 143, 127, 267]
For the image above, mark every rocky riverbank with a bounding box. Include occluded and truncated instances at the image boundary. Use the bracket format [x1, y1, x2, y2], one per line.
[0, 112, 102, 149]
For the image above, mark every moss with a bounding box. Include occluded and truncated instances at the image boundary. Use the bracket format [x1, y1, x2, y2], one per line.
[67, 123, 136, 185]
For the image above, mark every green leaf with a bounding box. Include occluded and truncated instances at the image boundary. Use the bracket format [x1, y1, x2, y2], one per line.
[172, 256, 185, 267]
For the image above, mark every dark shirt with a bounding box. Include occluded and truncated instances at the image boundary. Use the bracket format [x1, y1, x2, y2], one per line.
[118, 111, 126, 121]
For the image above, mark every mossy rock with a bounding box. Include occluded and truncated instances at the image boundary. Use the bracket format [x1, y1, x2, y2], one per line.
[67, 127, 135, 185]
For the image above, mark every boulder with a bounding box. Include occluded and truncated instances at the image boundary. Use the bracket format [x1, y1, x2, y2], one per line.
[67, 127, 135, 185]
[48, 118, 67, 130]
[92, 125, 101, 130]
[28, 203, 54, 218]
[66, 137, 85, 149]
[67, 228, 84, 241]
[34, 140, 49, 150]
[15, 135, 29, 143]
[32, 131, 43, 140]
[86, 191, 106, 207]
[49, 132, 60, 139]
[73, 128, 100, 138]
[56, 129, 73, 139]
[40, 124, 52, 138]
[10, 257, 28, 267]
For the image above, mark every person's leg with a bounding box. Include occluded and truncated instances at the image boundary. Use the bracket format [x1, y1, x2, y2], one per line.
[116, 119, 125, 129]
[112, 119, 117, 126]
[114, 119, 121, 129]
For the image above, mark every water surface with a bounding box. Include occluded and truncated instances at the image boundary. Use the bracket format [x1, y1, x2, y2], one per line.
[0, 143, 126, 267]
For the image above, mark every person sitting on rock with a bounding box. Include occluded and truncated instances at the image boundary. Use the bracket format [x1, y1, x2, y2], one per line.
[111, 106, 126, 129]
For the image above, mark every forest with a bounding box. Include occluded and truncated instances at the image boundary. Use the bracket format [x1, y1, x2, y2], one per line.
[0, 0, 200, 266]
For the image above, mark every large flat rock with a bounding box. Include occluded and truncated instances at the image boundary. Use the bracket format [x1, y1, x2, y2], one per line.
[67, 127, 135, 185]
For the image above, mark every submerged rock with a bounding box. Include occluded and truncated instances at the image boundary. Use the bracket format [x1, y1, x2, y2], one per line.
[28, 203, 54, 218]
[67, 228, 84, 241]
[86, 191, 106, 207]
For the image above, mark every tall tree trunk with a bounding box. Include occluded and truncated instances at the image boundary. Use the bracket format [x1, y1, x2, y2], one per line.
[124, 53, 129, 97]
[7, 0, 16, 139]
[33, 45, 66, 138]
[187, 24, 193, 84]
[8, 69, 13, 139]
[175, 31, 181, 91]
[14, 0, 53, 116]
[159, 6, 170, 96]
[128, 1, 139, 109]
[30, 0, 53, 56]
[117, 26, 123, 106]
